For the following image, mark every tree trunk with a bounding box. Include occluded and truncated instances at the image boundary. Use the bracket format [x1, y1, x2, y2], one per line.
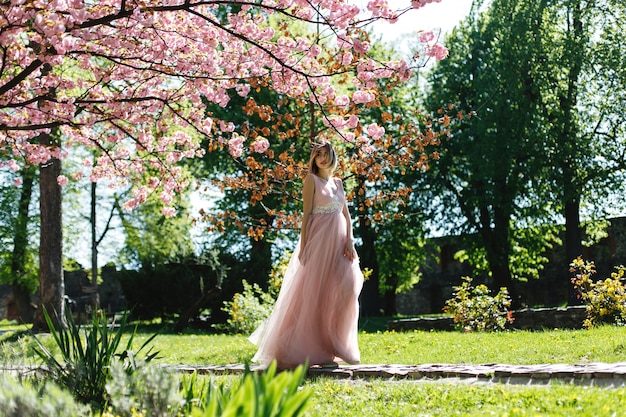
[11, 166, 36, 323]
[564, 197, 583, 304]
[383, 288, 397, 316]
[560, 0, 584, 305]
[174, 287, 221, 332]
[247, 202, 274, 290]
[33, 131, 66, 331]
[480, 204, 520, 308]
[90, 181, 100, 311]
[355, 175, 382, 316]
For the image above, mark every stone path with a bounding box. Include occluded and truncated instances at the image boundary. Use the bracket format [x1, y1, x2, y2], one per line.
[4, 362, 626, 387]
[169, 362, 626, 387]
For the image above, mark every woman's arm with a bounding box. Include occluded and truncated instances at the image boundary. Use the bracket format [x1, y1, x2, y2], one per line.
[299, 174, 315, 263]
[339, 180, 356, 261]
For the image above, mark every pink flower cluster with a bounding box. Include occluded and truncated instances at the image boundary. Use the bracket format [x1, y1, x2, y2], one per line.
[228, 133, 245, 158]
[417, 30, 449, 61]
[252, 137, 270, 154]
[411, 0, 443, 9]
[0, 0, 448, 212]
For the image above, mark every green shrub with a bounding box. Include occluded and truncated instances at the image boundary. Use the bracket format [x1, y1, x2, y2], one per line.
[0, 374, 92, 417]
[221, 280, 275, 334]
[0, 333, 39, 368]
[32, 308, 158, 408]
[570, 256, 626, 328]
[220, 253, 289, 334]
[105, 359, 182, 417]
[443, 276, 514, 332]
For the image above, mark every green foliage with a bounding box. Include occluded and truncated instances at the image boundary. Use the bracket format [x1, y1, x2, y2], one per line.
[0, 331, 39, 368]
[32, 309, 158, 408]
[0, 374, 92, 417]
[443, 276, 514, 332]
[570, 257, 626, 328]
[376, 218, 426, 295]
[117, 194, 196, 269]
[105, 360, 312, 417]
[184, 362, 311, 417]
[0, 167, 39, 291]
[220, 253, 286, 334]
[105, 359, 182, 417]
[221, 279, 275, 334]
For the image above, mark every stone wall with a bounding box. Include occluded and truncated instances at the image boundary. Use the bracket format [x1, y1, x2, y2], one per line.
[396, 216, 626, 315]
[0, 266, 125, 321]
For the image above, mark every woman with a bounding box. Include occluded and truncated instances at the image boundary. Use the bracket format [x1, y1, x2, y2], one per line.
[249, 141, 364, 369]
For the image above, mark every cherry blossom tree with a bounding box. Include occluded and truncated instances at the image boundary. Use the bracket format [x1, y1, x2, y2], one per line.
[0, 0, 447, 328]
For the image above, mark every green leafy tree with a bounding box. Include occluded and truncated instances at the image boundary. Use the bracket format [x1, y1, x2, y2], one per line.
[117, 193, 196, 269]
[0, 166, 39, 322]
[419, 0, 559, 306]
[540, 0, 626, 302]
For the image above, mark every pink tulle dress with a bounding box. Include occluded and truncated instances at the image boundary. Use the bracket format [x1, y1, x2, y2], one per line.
[249, 174, 364, 369]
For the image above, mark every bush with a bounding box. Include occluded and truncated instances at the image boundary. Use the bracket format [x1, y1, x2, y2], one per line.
[0, 374, 92, 417]
[570, 256, 626, 328]
[443, 276, 514, 332]
[220, 252, 289, 334]
[32, 308, 158, 408]
[104, 359, 182, 417]
[221, 280, 275, 334]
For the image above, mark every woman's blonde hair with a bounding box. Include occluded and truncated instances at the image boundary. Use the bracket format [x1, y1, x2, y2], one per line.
[308, 141, 337, 174]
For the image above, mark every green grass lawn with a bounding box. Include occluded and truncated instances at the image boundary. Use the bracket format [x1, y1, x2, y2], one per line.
[3, 320, 626, 416]
[127, 324, 626, 366]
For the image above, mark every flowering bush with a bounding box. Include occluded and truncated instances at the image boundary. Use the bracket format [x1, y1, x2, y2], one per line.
[444, 276, 514, 332]
[222, 280, 276, 334]
[570, 257, 626, 328]
[221, 252, 290, 334]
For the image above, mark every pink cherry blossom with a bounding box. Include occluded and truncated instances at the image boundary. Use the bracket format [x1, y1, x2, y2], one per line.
[252, 137, 270, 153]
[162, 206, 177, 217]
[0, 0, 447, 214]
[335, 95, 350, 107]
[352, 90, 376, 104]
[346, 115, 360, 129]
[426, 43, 450, 60]
[228, 133, 245, 158]
[366, 123, 386, 140]
[419, 31, 435, 43]
[411, 0, 443, 9]
[57, 175, 69, 186]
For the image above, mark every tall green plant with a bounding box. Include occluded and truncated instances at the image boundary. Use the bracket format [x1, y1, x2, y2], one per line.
[32, 309, 158, 408]
[182, 361, 311, 417]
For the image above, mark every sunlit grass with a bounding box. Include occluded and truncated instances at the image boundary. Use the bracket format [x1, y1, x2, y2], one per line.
[358, 326, 626, 365]
[131, 325, 626, 366]
[3, 319, 626, 366]
[305, 378, 626, 417]
[3, 319, 626, 416]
